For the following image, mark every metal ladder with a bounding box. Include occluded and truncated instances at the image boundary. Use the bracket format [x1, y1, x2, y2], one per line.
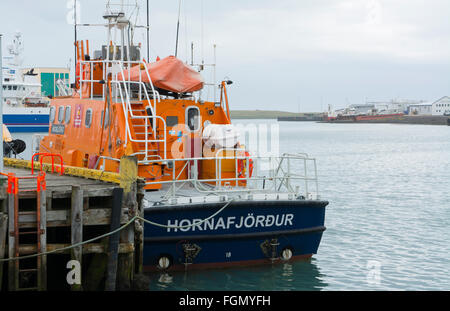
[7, 173, 47, 291]
[114, 63, 167, 161]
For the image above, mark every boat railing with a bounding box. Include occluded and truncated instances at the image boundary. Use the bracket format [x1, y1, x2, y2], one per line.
[143, 151, 320, 201]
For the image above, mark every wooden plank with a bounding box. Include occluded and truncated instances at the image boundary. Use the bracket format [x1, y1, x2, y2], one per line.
[17, 185, 116, 199]
[70, 186, 83, 291]
[18, 208, 129, 228]
[105, 188, 124, 291]
[39, 190, 47, 291]
[18, 243, 134, 255]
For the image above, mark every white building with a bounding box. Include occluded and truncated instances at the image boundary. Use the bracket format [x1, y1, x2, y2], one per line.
[408, 103, 432, 116]
[431, 96, 450, 116]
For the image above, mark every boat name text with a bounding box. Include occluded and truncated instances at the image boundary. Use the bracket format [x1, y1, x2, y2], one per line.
[166, 213, 294, 232]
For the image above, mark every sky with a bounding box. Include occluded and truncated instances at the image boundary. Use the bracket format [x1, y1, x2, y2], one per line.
[1, 0, 450, 112]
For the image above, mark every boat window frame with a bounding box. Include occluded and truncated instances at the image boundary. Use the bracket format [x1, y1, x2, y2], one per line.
[49, 106, 56, 123]
[64, 106, 71, 124]
[185, 106, 201, 132]
[85, 108, 93, 128]
[57, 106, 65, 124]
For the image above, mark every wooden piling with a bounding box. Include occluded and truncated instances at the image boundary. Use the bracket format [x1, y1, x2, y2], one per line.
[118, 156, 138, 290]
[105, 187, 124, 291]
[71, 186, 83, 291]
[0, 198, 7, 290]
[7, 193, 18, 291]
[38, 190, 47, 291]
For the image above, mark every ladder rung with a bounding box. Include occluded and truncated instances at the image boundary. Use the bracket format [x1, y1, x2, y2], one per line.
[16, 287, 38, 291]
[19, 212, 37, 216]
[19, 269, 38, 273]
[19, 231, 38, 235]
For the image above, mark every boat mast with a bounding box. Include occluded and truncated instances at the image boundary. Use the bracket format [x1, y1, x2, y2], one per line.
[146, 0, 150, 61]
[175, 0, 182, 58]
[74, 0, 77, 82]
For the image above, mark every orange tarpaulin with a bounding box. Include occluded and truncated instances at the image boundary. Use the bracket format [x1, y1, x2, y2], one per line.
[118, 56, 204, 93]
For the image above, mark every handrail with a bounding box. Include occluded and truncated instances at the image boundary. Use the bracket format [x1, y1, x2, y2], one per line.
[31, 153, 64, 176]
[77, 58, 168, 160]
[142, 152, 320, 200]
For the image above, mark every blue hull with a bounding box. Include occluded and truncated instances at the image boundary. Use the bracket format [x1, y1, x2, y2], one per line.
[143, 200, 328, 271]
[3, 114, 49, 133]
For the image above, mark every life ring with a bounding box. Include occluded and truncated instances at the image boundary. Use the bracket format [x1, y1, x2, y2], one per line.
[238, 151, 254, 179]
[6, 100, 11, 105]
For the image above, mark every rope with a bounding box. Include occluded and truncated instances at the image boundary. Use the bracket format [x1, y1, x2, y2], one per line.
[0, 216, 138, 263]
[0, 199, 234, 262]
[139, 198, 233, 229]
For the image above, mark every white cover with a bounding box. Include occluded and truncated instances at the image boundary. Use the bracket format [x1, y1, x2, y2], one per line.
[202, 124, 240, 148]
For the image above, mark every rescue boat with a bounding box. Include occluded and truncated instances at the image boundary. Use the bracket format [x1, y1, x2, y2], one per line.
[39, 1, 328, 271]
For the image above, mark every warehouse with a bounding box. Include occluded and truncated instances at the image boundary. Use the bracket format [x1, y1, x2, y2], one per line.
[21, 67, 70, 97]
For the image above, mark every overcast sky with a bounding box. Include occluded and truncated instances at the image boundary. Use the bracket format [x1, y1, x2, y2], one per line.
[1, 0, 450, 112]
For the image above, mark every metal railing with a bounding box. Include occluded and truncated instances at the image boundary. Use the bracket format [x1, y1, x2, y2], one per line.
[144, 150, 320, 201]
[78, 59, 167, 161]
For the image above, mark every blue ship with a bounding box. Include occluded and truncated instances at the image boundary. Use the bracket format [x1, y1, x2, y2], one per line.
[143, 197, 328, 271]
[3, 114, 49, 133]
[142, 152, 328, 272]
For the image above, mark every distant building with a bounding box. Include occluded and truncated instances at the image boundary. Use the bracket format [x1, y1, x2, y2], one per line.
[21, 67, 70, 97]
[431, 96, 450, 116]
[408, 103, 432, 116]
[349, 104, 375, 115]
[368, 100, 425, 115]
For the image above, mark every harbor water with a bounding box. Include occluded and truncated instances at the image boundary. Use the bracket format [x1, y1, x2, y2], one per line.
[13, 121, 450, 290]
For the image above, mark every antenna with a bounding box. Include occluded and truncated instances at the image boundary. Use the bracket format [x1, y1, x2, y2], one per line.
[175, 0, 182, 58]
[74, 0, 77, 80]
[146, 0, 150, 61]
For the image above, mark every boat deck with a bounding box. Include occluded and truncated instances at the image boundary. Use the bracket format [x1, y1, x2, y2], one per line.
[143, 182, 301, 207]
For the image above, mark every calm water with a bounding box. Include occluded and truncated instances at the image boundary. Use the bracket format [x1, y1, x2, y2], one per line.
[13, 121, 450, 290]
[148, 120, 450, 291]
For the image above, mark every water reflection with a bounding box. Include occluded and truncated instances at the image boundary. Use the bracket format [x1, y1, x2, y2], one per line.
[148, 259, 328, 291]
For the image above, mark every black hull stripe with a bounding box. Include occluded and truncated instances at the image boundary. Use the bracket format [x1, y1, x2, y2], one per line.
[144, 226, 326, 243]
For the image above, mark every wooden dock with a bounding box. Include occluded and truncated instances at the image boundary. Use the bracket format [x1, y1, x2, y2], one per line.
[0, 157, 145, 291]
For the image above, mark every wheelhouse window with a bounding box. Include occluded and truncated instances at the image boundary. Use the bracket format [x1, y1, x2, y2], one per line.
[166, 116, 178, 127]
[85, 108, 93, 128]
[58, 106, 65, 123]
[49, 106, 56, 123]
[186, 107, 200, 132]
[64, 106, 71, 124]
